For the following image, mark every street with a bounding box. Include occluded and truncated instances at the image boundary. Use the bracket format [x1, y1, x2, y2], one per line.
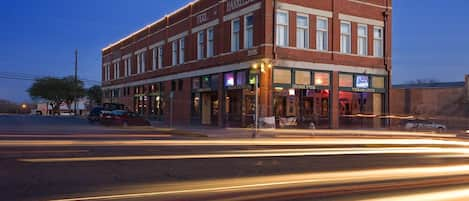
[2, 115, 469, 201]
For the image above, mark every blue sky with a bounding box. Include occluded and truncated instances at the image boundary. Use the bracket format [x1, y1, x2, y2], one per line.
[0, 0, 468, 103]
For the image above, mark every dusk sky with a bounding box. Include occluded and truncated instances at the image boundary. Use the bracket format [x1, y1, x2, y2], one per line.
[0, 0, 468, 103]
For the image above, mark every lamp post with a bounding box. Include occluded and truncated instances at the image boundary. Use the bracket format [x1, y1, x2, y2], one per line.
[251, 61, 272, 138]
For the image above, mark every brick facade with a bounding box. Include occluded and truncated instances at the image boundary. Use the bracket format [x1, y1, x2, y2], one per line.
[102, 0, 392, 128]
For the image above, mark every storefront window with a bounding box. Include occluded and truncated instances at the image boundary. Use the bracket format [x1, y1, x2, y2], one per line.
[202, 76, 210, 89]
[372, 76, 385, 89]
[236, 71, 247, 86]
[315, 72, 330, 86]
[339, 74, 353, 87]
[211, 74, 219, 89]
[274, 69, 291, 84]
[295, 70, 311, 85]
[192, 78, 200, 89]
[224, 73, 235, 87]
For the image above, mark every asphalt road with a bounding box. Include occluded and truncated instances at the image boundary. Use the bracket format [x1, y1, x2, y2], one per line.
[2, 115, 469, 201]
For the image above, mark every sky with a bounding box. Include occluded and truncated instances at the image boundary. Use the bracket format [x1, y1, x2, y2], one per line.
[0, 0, 468, 103]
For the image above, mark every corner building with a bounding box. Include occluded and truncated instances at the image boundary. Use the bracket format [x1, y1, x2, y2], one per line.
[102, 0, 392, 129]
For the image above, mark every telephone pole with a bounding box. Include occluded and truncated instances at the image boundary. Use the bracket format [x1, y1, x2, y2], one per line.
[74, 49, 78, 116]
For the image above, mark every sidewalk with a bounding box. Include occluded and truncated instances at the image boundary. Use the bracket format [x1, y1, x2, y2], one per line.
[149, 121, 458, 139]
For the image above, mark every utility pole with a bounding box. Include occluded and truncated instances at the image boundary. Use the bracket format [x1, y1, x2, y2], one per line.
[74, 49, 78, 116]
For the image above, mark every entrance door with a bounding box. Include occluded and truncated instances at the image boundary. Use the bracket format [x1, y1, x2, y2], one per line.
[201, 93, 212, 125]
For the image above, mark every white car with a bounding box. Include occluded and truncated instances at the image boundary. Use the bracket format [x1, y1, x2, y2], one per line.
[404, 120, 447, 133]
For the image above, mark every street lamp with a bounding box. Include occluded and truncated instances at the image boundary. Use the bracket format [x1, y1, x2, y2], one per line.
[251, 61, 272, 138]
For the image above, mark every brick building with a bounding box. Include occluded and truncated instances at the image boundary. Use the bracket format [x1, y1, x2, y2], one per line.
[102, 0, 392, 129]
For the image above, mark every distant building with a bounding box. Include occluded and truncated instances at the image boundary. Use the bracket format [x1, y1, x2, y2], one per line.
[390, 75, 469, 129]
[102, 0, 392, 129]
[36, 98, 90, 116]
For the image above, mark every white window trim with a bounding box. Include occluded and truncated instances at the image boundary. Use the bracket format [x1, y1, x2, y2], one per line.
[373, 26, 384, 57]
[157, 46, 163, 69]
[207, 27, 214, 57]
[316, 16, 328, 51]
[276, 10, 289, 47]
[172, 41, 178, 66]
[244, 13, 254, 49]
[152, 48, 157, 70]
[198, 31, 205, 59]
[296, 13, 309, 49]
[231, 18, 241, 52]
[357, 24, 368, 56]
[179, 38, 185, 64]
[340, 21, 351, 54]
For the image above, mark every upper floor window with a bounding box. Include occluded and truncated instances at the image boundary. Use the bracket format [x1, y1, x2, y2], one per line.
[207, 27, 214, 57]
[124, 57, 131, 77]
[231, 19, 240, 52]
[158, 46, 163, 68]
[198, 31, 205, 59]
[340, 21, 351, 54]
[296, 14, 309, 49]
[245, 14, 254, 49]
[276, 11, 288, 47]
[316, 17, 328, 51]
[113, 62, 119, 79]
[104, 64, 110, 81]
[358, 24, 368, 56]
[179, 38, 185, 64]
[137, 52, 145, 74]
[152, 48, 157, 71]
[172, 41, 178, 66]
[374, 26, 384, 57]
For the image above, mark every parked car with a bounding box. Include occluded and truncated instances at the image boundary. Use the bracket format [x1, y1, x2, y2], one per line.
[465, 130, 469, 134]
[100, 110, 150, 127]
[87, 107, 104, 123]
[404, 119, 447, 133]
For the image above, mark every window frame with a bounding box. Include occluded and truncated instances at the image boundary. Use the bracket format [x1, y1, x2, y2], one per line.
[244, 14, 254, 49]
[296, 13, 309, 49]
[198, 31, 205, 59]
[276, 10, 289, 47]
[316, 16, 328, 51]
[157, 46, 163, 69]
[231, 18, 241, 52]
[172, 41, 178, 66]
[373, 26, 384, 57]
[340, 21, 352, 54]
[357, 24, 368, 56]
[179, 38, 185, 64]
[207, 27, 214, 57]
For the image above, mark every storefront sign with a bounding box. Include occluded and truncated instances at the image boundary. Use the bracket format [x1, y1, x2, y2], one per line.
[356, 75, 370, 88]
[148, 92, 161, 96]
[247, 49, 258, 56]
[352, 88, 376, 93]
[226, 0, 256, 12]
[227, 85, 249, 90]
[134, 93, 146, 97]
[292, 84, 316, 90]
[196, 88, 215, 93]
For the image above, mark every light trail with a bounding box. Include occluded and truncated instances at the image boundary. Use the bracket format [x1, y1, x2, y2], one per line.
[0, 134, 172, 138]
[2, 138, 469, 147]
[357, 187, 469, 201]
[18, 147, 469, 163]
[49, 164, 469, 201]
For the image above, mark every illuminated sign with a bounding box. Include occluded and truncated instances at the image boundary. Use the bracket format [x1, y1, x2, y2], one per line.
[356, 75, 369, 89]
[224, 73, 235, 87]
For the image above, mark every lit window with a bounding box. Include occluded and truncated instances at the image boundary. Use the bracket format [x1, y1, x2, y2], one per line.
[339, 73, 353, 87]
[314, 72, 330, 86]
[231, 19, 240, 52]
[295, 70, 310, 85]
[296, 15, 309, 49]
[316, 17, 328, 51]
[358, 24, 368, 56]
[236, 71, 247, 86]
[276, 11, 288, 47]
[245, 15, 254, 49]
[374, 26, 384, 57]
[179, 38, 185, 64]
[224, 72, 235, 87]
[372, 76, 385, 89]
[273, 69, 291, 84]
[198, 31, 205, 59]
[172, 41, 178, 66]
[340, 21, 351, 54]
[207, 27, 214, 57]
